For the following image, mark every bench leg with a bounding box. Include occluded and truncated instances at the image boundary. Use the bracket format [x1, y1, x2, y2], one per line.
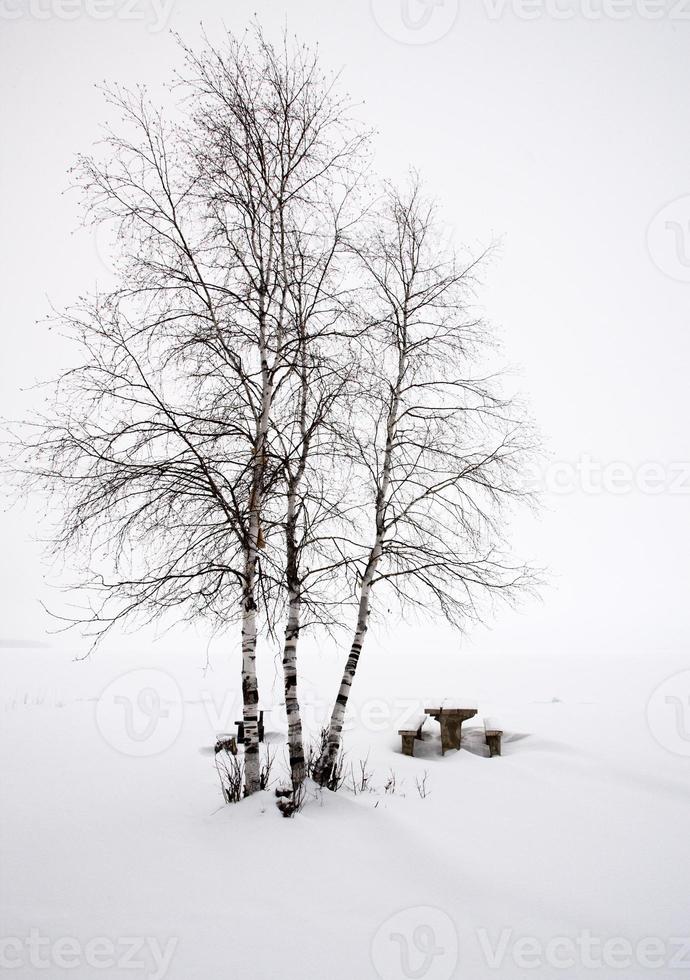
[486, 734, 502, 758]
[401, 733, 416, 757]
[441, 716, 463, 754]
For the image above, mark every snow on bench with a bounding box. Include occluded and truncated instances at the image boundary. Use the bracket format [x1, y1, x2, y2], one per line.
[440, 698, 478, 711]
[398, 712, 428, 757]
[424, 699, 479, 716]
[483, 717, 503, 757]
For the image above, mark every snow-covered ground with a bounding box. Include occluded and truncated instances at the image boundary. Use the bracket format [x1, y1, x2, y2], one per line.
[1, 635, 689, 979]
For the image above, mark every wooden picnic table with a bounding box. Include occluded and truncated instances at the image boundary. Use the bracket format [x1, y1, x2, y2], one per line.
[425, 700, 478, 754]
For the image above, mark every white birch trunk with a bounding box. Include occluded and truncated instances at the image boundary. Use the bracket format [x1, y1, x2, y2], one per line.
[314, 336, 406, 786]
[241, 303, 273, 796]
[282, 479, 306, 784]
[282, 581, 304, 786]
[280, 338, 309, 788]
[240, 541, 261, 795]
[313, 548, 380, 784]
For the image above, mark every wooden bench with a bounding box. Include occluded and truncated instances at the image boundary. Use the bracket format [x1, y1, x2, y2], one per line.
[398, 712, 428, 757]
[484, 717, 503, 757]
[235, 710, 265, 745]
[214, 733, 238, 755]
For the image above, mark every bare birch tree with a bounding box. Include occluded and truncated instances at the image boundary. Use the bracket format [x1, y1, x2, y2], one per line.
[13, 27, 367, 796]
[314, 178, 535, 784]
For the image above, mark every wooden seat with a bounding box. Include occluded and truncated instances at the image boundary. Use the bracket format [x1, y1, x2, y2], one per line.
[398, 712, 427, 757]
[484, 717, 503, 757]
[214, 734, 237, 755]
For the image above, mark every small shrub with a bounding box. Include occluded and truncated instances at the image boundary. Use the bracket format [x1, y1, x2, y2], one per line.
[215, 750, 244, 804]
[216, 744, 276, 803]
[415, 771, 430, 799]
[259, 745, 276, 791]
[349, 756, 374, 795]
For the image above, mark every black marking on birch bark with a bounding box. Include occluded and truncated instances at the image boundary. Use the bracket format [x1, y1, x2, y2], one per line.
[242, 679, 259, 707]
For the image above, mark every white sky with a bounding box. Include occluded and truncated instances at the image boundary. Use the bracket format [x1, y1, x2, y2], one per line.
[1, 0, 689, 657]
